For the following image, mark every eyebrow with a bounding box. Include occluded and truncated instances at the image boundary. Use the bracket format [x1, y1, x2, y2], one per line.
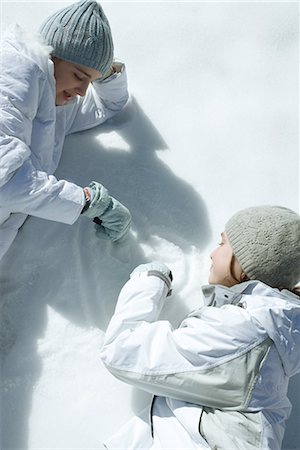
[75, 66, 92, 79]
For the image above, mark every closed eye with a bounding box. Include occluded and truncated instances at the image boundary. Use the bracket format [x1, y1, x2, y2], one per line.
[74, 73, 83, 81]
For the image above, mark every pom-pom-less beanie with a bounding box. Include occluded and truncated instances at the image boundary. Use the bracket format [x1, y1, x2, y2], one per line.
[39, 0, 113, 75]
[225, 205, 300, 289]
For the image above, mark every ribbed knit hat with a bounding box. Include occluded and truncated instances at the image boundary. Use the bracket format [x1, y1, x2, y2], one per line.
[39, 0, 114, 75]
[225, 205, 300, 289]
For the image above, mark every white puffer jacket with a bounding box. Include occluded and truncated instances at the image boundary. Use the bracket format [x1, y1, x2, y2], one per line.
[100, 271, 300, 449]
[0, 26, 128, 259]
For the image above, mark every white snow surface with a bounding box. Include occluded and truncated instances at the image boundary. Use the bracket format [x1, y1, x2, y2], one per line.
[0, 2, 299, 449]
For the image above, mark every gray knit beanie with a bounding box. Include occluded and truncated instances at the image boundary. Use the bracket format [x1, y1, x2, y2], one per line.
[39, 0, 114, 75]
[225, 205, 300, 289]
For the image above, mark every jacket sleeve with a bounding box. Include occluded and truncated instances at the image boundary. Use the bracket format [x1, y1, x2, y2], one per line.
[100, 274, 270, 409]
[0, 51, 84, 224]
[65, 63, 129, 135]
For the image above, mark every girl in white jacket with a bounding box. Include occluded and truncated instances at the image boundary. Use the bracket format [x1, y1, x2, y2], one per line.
[100, 205, 300, 449]
[0, 0, 131, 259]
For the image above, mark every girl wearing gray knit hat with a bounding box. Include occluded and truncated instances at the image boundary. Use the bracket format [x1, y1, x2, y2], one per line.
[100, 204, 300, 450]
[39, 0, 115, 106]
[0, 0, 131, 260]
[210, 205, 300, 291]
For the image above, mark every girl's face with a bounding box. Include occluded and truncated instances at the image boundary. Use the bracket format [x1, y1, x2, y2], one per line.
[53, 58, 102, 106]
[209, 231, 244, 287]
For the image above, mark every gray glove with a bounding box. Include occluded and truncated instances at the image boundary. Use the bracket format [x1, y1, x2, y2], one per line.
[131, 262, 173, 296]
[82, 181, 131, 242]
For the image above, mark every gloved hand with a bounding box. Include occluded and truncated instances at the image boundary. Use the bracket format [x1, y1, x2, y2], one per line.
[101, 61, 123, 80]
[81, 181, 131, 242]
[131, 262, 173, 296]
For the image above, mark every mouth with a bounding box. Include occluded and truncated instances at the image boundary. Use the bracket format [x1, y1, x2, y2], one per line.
[63, 91, 74, 102]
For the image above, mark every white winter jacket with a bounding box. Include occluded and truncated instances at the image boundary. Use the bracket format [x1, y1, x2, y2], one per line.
[100, 271, 300, 449]
[0, 26, 128, 259]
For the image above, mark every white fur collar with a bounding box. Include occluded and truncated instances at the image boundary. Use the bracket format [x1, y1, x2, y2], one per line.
[3, 24, 53, 75]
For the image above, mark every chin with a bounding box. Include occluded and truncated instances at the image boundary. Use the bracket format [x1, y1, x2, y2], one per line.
[55, 94, 65, 106]
[208, 275, 215, 285]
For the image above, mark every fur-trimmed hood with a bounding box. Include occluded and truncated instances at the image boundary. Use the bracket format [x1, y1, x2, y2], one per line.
[2, 24, 54, 82]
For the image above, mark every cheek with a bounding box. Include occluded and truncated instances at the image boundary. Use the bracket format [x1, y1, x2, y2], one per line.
[232, 258, 243, 280]
[55, 72, 71, 91]
[210, 249, 231, 277]
[54, 76, 62, 93]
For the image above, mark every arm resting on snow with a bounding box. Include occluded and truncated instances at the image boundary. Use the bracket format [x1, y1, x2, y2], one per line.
[100, 275, 270, 409]
[65, 62, 129, 135]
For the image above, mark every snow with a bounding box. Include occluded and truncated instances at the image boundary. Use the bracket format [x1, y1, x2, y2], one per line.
[0, 1, 299, 449]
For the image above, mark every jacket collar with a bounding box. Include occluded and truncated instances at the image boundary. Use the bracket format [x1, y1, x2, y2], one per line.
[201, 281, 259, 307]
[201, 280, 299, 308]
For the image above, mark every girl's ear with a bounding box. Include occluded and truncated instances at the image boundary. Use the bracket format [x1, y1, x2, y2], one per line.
[240, 271, 249, 282]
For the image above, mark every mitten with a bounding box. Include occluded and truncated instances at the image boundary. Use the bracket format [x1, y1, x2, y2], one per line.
[131, 262, 173, 296]
[82, 181, 131, 242]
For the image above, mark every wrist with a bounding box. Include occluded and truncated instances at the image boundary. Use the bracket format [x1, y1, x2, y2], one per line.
[102, 66, 116, 80]
[131, 263, 173, 297]
[81, 187, 92, 214]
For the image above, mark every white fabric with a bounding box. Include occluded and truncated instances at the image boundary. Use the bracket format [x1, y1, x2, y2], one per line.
[152, 397, 211, 449]
[0, 26, 128, 259]
[100, 275, 300, 449]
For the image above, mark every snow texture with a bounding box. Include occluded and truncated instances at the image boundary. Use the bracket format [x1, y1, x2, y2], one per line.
[0, 1, 299, 449]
